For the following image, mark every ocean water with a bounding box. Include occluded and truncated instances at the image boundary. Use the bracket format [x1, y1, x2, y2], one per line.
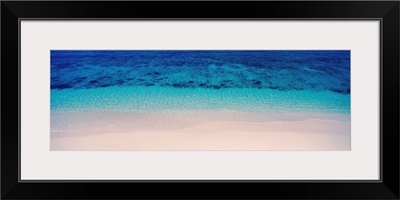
[51, 50, 350, 121]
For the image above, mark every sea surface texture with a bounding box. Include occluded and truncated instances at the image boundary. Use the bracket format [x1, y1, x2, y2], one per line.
[51, 50, 350, 120]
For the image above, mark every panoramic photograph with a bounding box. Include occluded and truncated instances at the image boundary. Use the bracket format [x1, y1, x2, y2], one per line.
[50, 50, 350, 150]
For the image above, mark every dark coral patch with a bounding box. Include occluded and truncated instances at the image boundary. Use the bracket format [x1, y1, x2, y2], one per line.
[99, 84, 111, 88]
[52, 83, 72, 89]
[332, 88, 350, 94]
[212, 85, 221, 89]
[253, 80, 262, 86]
[172, 83, 185, 88]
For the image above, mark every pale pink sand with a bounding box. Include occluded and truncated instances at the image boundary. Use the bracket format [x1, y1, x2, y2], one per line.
[51, 111, 350, 150]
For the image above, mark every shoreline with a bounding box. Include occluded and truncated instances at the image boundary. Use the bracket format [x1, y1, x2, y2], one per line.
[51, 110, 350, 151]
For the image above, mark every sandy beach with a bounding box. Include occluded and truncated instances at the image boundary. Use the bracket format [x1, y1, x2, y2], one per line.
[50, 110, 350, 151]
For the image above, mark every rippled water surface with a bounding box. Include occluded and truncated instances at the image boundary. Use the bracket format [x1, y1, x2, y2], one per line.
[51, 50, 350, 115]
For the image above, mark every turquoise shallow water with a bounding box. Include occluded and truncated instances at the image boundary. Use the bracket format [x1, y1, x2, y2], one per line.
[51, 86, 350, 114]
[51, 86, 350, 134]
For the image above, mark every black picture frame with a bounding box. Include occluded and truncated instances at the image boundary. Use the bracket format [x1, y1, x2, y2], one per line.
[1, 1, 399, 199]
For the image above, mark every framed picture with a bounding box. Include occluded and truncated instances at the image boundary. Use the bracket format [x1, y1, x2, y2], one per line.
[2, 1, 399, 199]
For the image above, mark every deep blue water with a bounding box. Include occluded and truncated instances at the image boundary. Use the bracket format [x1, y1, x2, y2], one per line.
[50, 50, 350, 114]
[51, 50, 350, 93]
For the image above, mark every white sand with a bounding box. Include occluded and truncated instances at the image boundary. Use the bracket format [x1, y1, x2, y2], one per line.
[51, 111, 350, 150]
